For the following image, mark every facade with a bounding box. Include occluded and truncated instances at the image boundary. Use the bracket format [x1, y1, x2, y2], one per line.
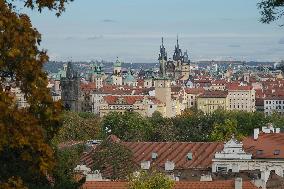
[213, 126, 284, 189]
[88, 63, 105, 89]
[264, 96, 284, 115]
[154, 78, 173, 117]
[112, 58, 123, 86]
[227, 86, 256, 112]
[61, 62, 82, 112]
[158, 37, 190, 80]
[197, 90, 228, 114]
[99, 95, 165, 117]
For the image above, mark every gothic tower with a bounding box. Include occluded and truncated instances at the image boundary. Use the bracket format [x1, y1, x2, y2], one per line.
[158, 37, 167, 77]
[154, 78, 172, 117]
[61, 62, 81, 112]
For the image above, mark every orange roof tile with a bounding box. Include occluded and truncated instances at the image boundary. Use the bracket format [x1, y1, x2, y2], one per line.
[243, 133, 284, 159]
[82, 180, 258, 189]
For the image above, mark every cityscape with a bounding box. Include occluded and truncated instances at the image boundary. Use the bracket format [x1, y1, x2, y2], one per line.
[1, 0, 284, 189]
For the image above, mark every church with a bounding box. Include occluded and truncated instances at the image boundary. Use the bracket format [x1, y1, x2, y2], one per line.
[158, 36, 191, 81]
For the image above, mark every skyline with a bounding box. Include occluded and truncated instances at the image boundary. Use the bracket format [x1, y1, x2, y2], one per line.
[21, 0, 284, 63]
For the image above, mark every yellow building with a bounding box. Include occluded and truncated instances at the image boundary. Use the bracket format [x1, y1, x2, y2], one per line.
[197, 90, 228, 114]
[227, 86, 255, 112]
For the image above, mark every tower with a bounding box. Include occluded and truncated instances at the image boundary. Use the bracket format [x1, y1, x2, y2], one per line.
[154, 78, 172, 117]
[112, 57, 123, 85]
[158, 37, 167, 77]
[61, 62, 82, 112]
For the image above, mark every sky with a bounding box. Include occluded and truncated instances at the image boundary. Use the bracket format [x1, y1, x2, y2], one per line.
[20, 0, 284, 63]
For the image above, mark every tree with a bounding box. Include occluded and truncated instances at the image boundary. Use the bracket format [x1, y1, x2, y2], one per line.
[52, 111, 101, 145]
[92, 137, 136, 180]
[258, 0, 284, 25]
[128, 170, 174, 189]
[210, 119, 242, 142]
[100, 112, 152, 141]
[52, 144, 85, 189]
[147, 111, 176, 142]
[0, 0, 71, 187]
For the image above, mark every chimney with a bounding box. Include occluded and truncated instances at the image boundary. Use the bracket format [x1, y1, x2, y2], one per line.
[254, 128, 259, 140]
[235, 178, 242, 189]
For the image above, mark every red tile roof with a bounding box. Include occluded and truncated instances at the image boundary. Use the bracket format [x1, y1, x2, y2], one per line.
[185, 88, 205, 95]
[199, 90, 228, 98]
[123, 142, 223, 169]
[243, 133, 284, 159]
[227, 85, 253, 91]
[80, 140, 223, 170]
[103, 95, 144, 105]
[82, 180, 258, 189]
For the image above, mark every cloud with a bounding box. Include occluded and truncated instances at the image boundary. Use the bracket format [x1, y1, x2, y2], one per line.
[86, 35, 103, 40]
[228, 44, 241, 48]
[221, 18, 233, 21]
[64, 36, 75, 40]
[278, 38, 284, 44]
[102, 19, 116, 23]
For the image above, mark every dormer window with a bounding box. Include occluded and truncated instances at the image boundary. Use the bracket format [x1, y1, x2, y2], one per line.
[187, 152, 193, 160]
[274, 150, 280, 155]
[152, 152, 158, 160]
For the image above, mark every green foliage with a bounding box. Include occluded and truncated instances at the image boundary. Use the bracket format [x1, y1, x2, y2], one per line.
[101, 111, 152, 141]
[92, 138, 135, 180]
[99, 109, 283, 143]
[210, 119, 242, 141]
[128, 170, 174, 189]
[258, 0, 284, 25]
[52, 111, 101, 145]
[52, 144, 85, 189]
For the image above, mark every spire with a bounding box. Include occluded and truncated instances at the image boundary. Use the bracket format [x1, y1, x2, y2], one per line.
[176, 34, 179, 47]
[162, 37, 164, 46]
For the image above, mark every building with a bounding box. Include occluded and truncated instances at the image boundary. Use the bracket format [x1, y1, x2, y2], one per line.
[264, 96, 284, 115]
[99, 95, 165, 117]
[227, 86, 256, 112]
[111, 58, 123, 86]
[197, 90, 228, 114]
[61, 62, 82, 112]
[185, 88, 205, 109]
[88, 62, 106, 89]
[212, 125, 284, 189]
[158, 37, 190, 80]
[154, 78, 173, 117]
[82, 180, 258, 189]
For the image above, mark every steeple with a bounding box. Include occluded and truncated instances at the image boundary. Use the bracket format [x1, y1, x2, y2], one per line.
[66, 62, 74, 79]
[173, 35, 183, 61]
[176, 35, 179, 48]
[158, 37, 167, 77]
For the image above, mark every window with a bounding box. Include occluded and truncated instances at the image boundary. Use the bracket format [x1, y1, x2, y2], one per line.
[256, 150, 263, 155]
[217, 166, 227, 172]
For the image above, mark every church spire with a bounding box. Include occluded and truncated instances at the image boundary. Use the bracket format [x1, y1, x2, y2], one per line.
[176, 35, 179, 48]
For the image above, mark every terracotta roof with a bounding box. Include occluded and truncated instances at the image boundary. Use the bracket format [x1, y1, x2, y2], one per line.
[123, 142, 223, 169]
[227, 85, 253, 91]
[82, 180, 258, 189]
[243, 133, 284, 159]
[265, 96, 284, 100]
[81, 83, 97, 92]
[199, 90, 228, 98]
[103, 95, 144, 105]
[80, 140, 223, 171]
[211, 80, 227, 85]
[185, 88, 205, 95]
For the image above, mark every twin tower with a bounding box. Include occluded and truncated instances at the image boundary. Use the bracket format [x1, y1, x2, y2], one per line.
[158, 36, 190, 81]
